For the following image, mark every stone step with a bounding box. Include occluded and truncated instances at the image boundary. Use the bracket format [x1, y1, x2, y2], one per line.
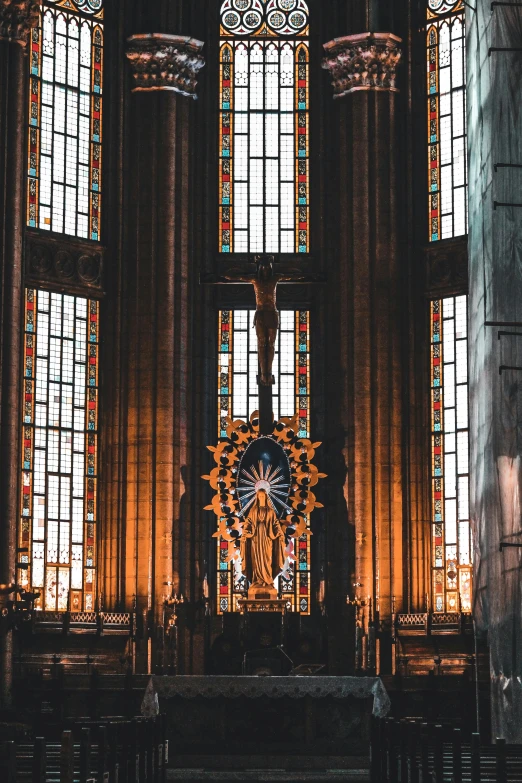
[170, 755, 369, 771]
[167, 771, 369, 782]
[167, 755, 370, 781]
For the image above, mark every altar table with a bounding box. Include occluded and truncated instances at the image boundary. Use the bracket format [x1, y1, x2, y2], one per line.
[141, 676, 390, 756]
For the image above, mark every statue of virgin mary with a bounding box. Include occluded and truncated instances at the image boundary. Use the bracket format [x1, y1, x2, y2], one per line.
[240, 488, 286, 597]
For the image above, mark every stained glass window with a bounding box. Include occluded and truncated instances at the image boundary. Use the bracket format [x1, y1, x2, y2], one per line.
[430, 295, 471, 613]
[19, 289, 99, 612]
[217, 309, 311, 613]
[426, 0, 467, 241]
[218, 309, 310, 437]
[27, 0, 103, 240]
[219, 0, 310, 253]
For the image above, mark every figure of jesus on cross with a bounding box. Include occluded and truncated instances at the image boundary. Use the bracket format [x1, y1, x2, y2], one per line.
[220, 255, 314, 386]
[205, 255, 321, 433]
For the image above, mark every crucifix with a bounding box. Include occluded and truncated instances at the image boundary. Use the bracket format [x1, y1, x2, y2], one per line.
[204, 255, 321, 435]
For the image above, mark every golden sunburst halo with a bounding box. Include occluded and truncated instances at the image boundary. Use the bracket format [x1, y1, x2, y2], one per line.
[203, 410, 326, 552]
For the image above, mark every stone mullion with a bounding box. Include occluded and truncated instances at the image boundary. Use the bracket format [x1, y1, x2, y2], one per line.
[154, 91, 177, 673]
[323, 95, 357, 674]
[350, 93, 375, 631]
[172, 101, 192, 673]
[137, 103, 157, 665]
[169, 95, 205, 675]
[374, 91, 405, 622]
[0, 0, 39, 710]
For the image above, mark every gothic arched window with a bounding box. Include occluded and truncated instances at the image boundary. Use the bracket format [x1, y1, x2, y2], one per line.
[219, 0, 309, 254]
[426, 0, 467, 242]
[27, 0, 103, 239]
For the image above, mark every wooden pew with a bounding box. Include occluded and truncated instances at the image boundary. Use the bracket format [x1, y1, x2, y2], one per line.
[371, 715, 522, 783]
[0, 713, 167, 783]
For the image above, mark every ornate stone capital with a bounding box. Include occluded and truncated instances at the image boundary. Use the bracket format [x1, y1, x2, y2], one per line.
[126, 33, 205, 99]
[322, 32, 402, 98]
[0, 0, 39, 45]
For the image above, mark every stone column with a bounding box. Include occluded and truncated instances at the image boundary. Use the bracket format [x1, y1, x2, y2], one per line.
[106, 34, 204, 673]
[322, 33, 405, 671]
[0, 0, 39, 709]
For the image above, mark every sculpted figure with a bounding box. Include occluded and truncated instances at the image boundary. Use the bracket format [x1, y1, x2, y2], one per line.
[208, 258, 321, 387]
[221, 256, 304, 386]
[240, 488, 286, 597]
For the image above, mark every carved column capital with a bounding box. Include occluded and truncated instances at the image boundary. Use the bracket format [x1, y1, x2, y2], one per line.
[0, 0, 39, 45]
[322, 32, 402, 98]
[126, 33, 205, 99]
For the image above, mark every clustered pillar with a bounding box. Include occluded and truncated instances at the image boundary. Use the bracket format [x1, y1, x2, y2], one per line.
[322, 32, 406, 671]
[104, 33, 204, 673]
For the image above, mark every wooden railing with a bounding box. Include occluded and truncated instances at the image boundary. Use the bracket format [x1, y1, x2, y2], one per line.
[0, 714, 166, 783]
[371, 717, 522, 782]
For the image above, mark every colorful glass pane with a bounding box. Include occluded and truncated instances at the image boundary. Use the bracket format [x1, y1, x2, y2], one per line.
[426, 3, 467, 241]
[217, 310, 311, 614]
[219, 1, 309, 253]
[430, 296, 471, 612]
[27, 2, 103, 240]
[19, 289, 99, 612]
[217, 309, 310, 437]
[428, 0, 463, 14]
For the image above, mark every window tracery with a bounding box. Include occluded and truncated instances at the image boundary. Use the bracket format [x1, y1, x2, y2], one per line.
[428, 0, 461, 13]
[219, 0, 309, 254]
[27, 0, 103, 240]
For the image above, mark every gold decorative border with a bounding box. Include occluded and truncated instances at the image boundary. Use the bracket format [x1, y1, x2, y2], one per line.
[203, 411, 325, 575]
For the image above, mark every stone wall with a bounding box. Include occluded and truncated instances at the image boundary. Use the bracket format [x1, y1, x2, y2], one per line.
[467, 2, 522, 742]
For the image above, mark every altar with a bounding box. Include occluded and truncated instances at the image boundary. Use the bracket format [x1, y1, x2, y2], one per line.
[141, 676, 390, 756]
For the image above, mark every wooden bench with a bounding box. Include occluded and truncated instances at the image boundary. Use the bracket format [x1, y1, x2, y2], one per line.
[371, 716, 522, 782]
[0, 714, 167, 783]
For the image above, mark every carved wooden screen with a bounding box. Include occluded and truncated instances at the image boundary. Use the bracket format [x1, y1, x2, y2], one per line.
[426, 0, 467, 242]
[27, 0, 103, 240]
[430, 295, 471, 613]
[219, 0, 310, 253]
